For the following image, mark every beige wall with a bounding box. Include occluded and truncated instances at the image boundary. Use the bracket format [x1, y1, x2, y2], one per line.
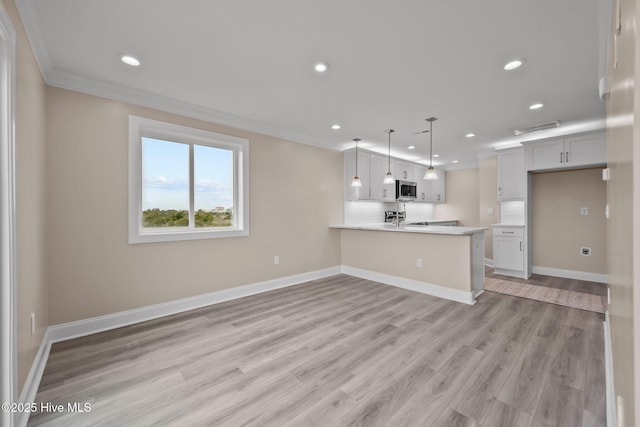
[531, 169, 606, 274]
[340, 229, 471, 292]
[606, 0, 639, 423]
[45, 87, 343, 325]
[3, 0, 50, 391]
[478, 157, 499, 260]
[434, 168, 479, 227]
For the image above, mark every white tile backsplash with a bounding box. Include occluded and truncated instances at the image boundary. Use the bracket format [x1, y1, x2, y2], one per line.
[500, 200, 525, 224]
[344, 201, 435, 224]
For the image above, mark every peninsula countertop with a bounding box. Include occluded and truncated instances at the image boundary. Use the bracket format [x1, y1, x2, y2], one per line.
[330, 223, 487, 236]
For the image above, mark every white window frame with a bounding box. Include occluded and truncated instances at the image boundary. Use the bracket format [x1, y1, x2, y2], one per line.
[129, 116, 249, 243]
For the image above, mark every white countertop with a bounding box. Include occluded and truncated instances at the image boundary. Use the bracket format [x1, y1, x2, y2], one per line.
[331, 223, 487, 236]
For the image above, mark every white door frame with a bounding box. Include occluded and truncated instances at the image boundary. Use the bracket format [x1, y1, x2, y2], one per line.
[0, 4, 17, 427]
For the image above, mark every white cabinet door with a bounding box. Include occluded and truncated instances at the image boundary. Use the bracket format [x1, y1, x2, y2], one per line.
[395, 162, 415, 181]
[370, 154, 396, 201]
[425, 169, 445, 203]
[564, 132, 606, 167]
[497, 150, 525, 199]
[414, 166, 428, 202]
[494, 237, 524, 271]
[344, 150, 370, 200]
[526, 138, 564, 171]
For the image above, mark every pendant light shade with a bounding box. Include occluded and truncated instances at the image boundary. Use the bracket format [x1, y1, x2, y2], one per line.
[423, 117, 439, 180]
[383, 129, 395, 184]
[424, 166, 438, 180]
[351, 138, 363, 187]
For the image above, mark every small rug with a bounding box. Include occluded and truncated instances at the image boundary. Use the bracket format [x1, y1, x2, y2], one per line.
[483, 277, 605, 313]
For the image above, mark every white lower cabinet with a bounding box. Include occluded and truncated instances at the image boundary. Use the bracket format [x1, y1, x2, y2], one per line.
[493, 225, 526, 278]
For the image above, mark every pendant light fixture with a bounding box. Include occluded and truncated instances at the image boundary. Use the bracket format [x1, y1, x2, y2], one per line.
[423, 117, 439, 180]
[383, 129, 395, 184]
[350, 138, 362, 187]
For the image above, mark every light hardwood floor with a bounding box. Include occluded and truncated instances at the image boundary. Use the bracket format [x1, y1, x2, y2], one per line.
[28, 274, 606, 426]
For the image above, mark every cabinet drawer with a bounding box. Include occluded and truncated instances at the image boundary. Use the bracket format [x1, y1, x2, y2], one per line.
[492, 227, 524, 238]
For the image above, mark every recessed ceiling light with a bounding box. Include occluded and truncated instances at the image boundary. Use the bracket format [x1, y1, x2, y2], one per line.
[529, 103, 544, 110]
[119, 54, 141, 67]
[408, 145, 415, 150]
[433, 154, 440, 158]
[504, 59, 523, 71]
[465, 133, 476, 138]
[452, 160, 459, 163]
[314, 62, 329, 72]
[331, 124, 341, 130]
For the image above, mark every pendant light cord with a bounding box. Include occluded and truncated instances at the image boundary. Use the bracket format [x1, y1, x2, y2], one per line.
[429, 120, 433, 168]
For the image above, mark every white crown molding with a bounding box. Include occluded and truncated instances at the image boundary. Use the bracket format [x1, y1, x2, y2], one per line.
[45, 69, 333, 150]
[440, 161, 479, 171]
[477, 150, 498, 160]
[15, 1, 336, 152]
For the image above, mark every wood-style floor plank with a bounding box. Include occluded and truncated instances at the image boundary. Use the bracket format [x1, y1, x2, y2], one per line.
[28, 274, 605, 427]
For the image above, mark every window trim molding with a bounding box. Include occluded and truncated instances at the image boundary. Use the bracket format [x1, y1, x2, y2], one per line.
[128, 115, 250, 244]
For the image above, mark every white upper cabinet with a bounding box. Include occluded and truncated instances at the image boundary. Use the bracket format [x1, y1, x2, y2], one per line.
[425, 169, 446, 203]
[370, 154, 396, 201]
[497, 149, 526, 200]
[524, 131, 606, 171]
[395, 161, 415, 181]
[344, 149, 370, 201]
[563, 133, 607, 167]
[414, 166, 428, 202]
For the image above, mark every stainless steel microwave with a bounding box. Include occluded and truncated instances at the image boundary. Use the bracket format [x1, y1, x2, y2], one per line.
[396, 180, 417, 201]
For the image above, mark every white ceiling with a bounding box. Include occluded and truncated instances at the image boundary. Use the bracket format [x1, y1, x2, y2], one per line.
[16, 0, 605, 168]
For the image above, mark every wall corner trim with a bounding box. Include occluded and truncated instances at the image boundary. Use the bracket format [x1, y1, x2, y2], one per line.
[340, 265, 475, 305]
[604, 311, 617, 427]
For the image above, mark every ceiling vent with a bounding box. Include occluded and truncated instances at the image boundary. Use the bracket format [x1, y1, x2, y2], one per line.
[513, 120, 560, 136]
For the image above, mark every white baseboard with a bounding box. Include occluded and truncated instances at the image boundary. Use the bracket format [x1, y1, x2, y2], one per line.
[484, 258, 494, 267]
[47, 266, 341, 343]
[16, 329, 52, 427]
[604, 312, 617, 427]
[341, 266, 475, 305]
[17, 266, 341, 426]
[531, 266, 608, 284]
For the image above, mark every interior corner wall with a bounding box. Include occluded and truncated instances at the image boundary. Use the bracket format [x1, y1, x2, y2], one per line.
[3, 0, 49, 392]
[44, 86, 343, 325]
[606, 0, 638, 423]
[531, 168, 607, 274]
[478, 157, 499, 260]
[434, 168, 479, 227]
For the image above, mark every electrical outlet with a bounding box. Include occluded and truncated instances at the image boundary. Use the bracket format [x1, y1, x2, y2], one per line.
[487, 208, 494, 215]
[416, 258, 423, 268]
[30, 313, 35, 336]
[274, 255, 280, 265]
[581, 247, 591, 256]
[580, 207, 588, 216]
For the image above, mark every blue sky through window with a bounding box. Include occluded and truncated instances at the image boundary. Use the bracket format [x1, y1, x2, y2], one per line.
[142, 137, 233, 211]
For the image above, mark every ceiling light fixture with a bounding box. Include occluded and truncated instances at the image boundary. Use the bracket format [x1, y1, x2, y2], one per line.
[383, 129, 395, 184]
[433, 154, 440, 158]
[119, 54, 141, 67]
[423, 117, 439, 180]
[452, 160, 460, 163]
[504, 59, 523, 71]
[529, 102, 544, 110]
[331, 124, 341, 130]
[465, 133, 476, 138]
[351, 138, 363, 187]
[408, 145, 415, 150]
[314, 62, 329, 72]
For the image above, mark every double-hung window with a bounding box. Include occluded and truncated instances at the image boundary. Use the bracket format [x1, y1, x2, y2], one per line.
[129, 116, 249, 243]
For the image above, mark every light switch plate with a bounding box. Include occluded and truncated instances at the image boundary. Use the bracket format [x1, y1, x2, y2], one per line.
[580, 207, 588, 216]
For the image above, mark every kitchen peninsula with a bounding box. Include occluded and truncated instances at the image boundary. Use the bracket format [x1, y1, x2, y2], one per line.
[331, 224, 487, 305]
